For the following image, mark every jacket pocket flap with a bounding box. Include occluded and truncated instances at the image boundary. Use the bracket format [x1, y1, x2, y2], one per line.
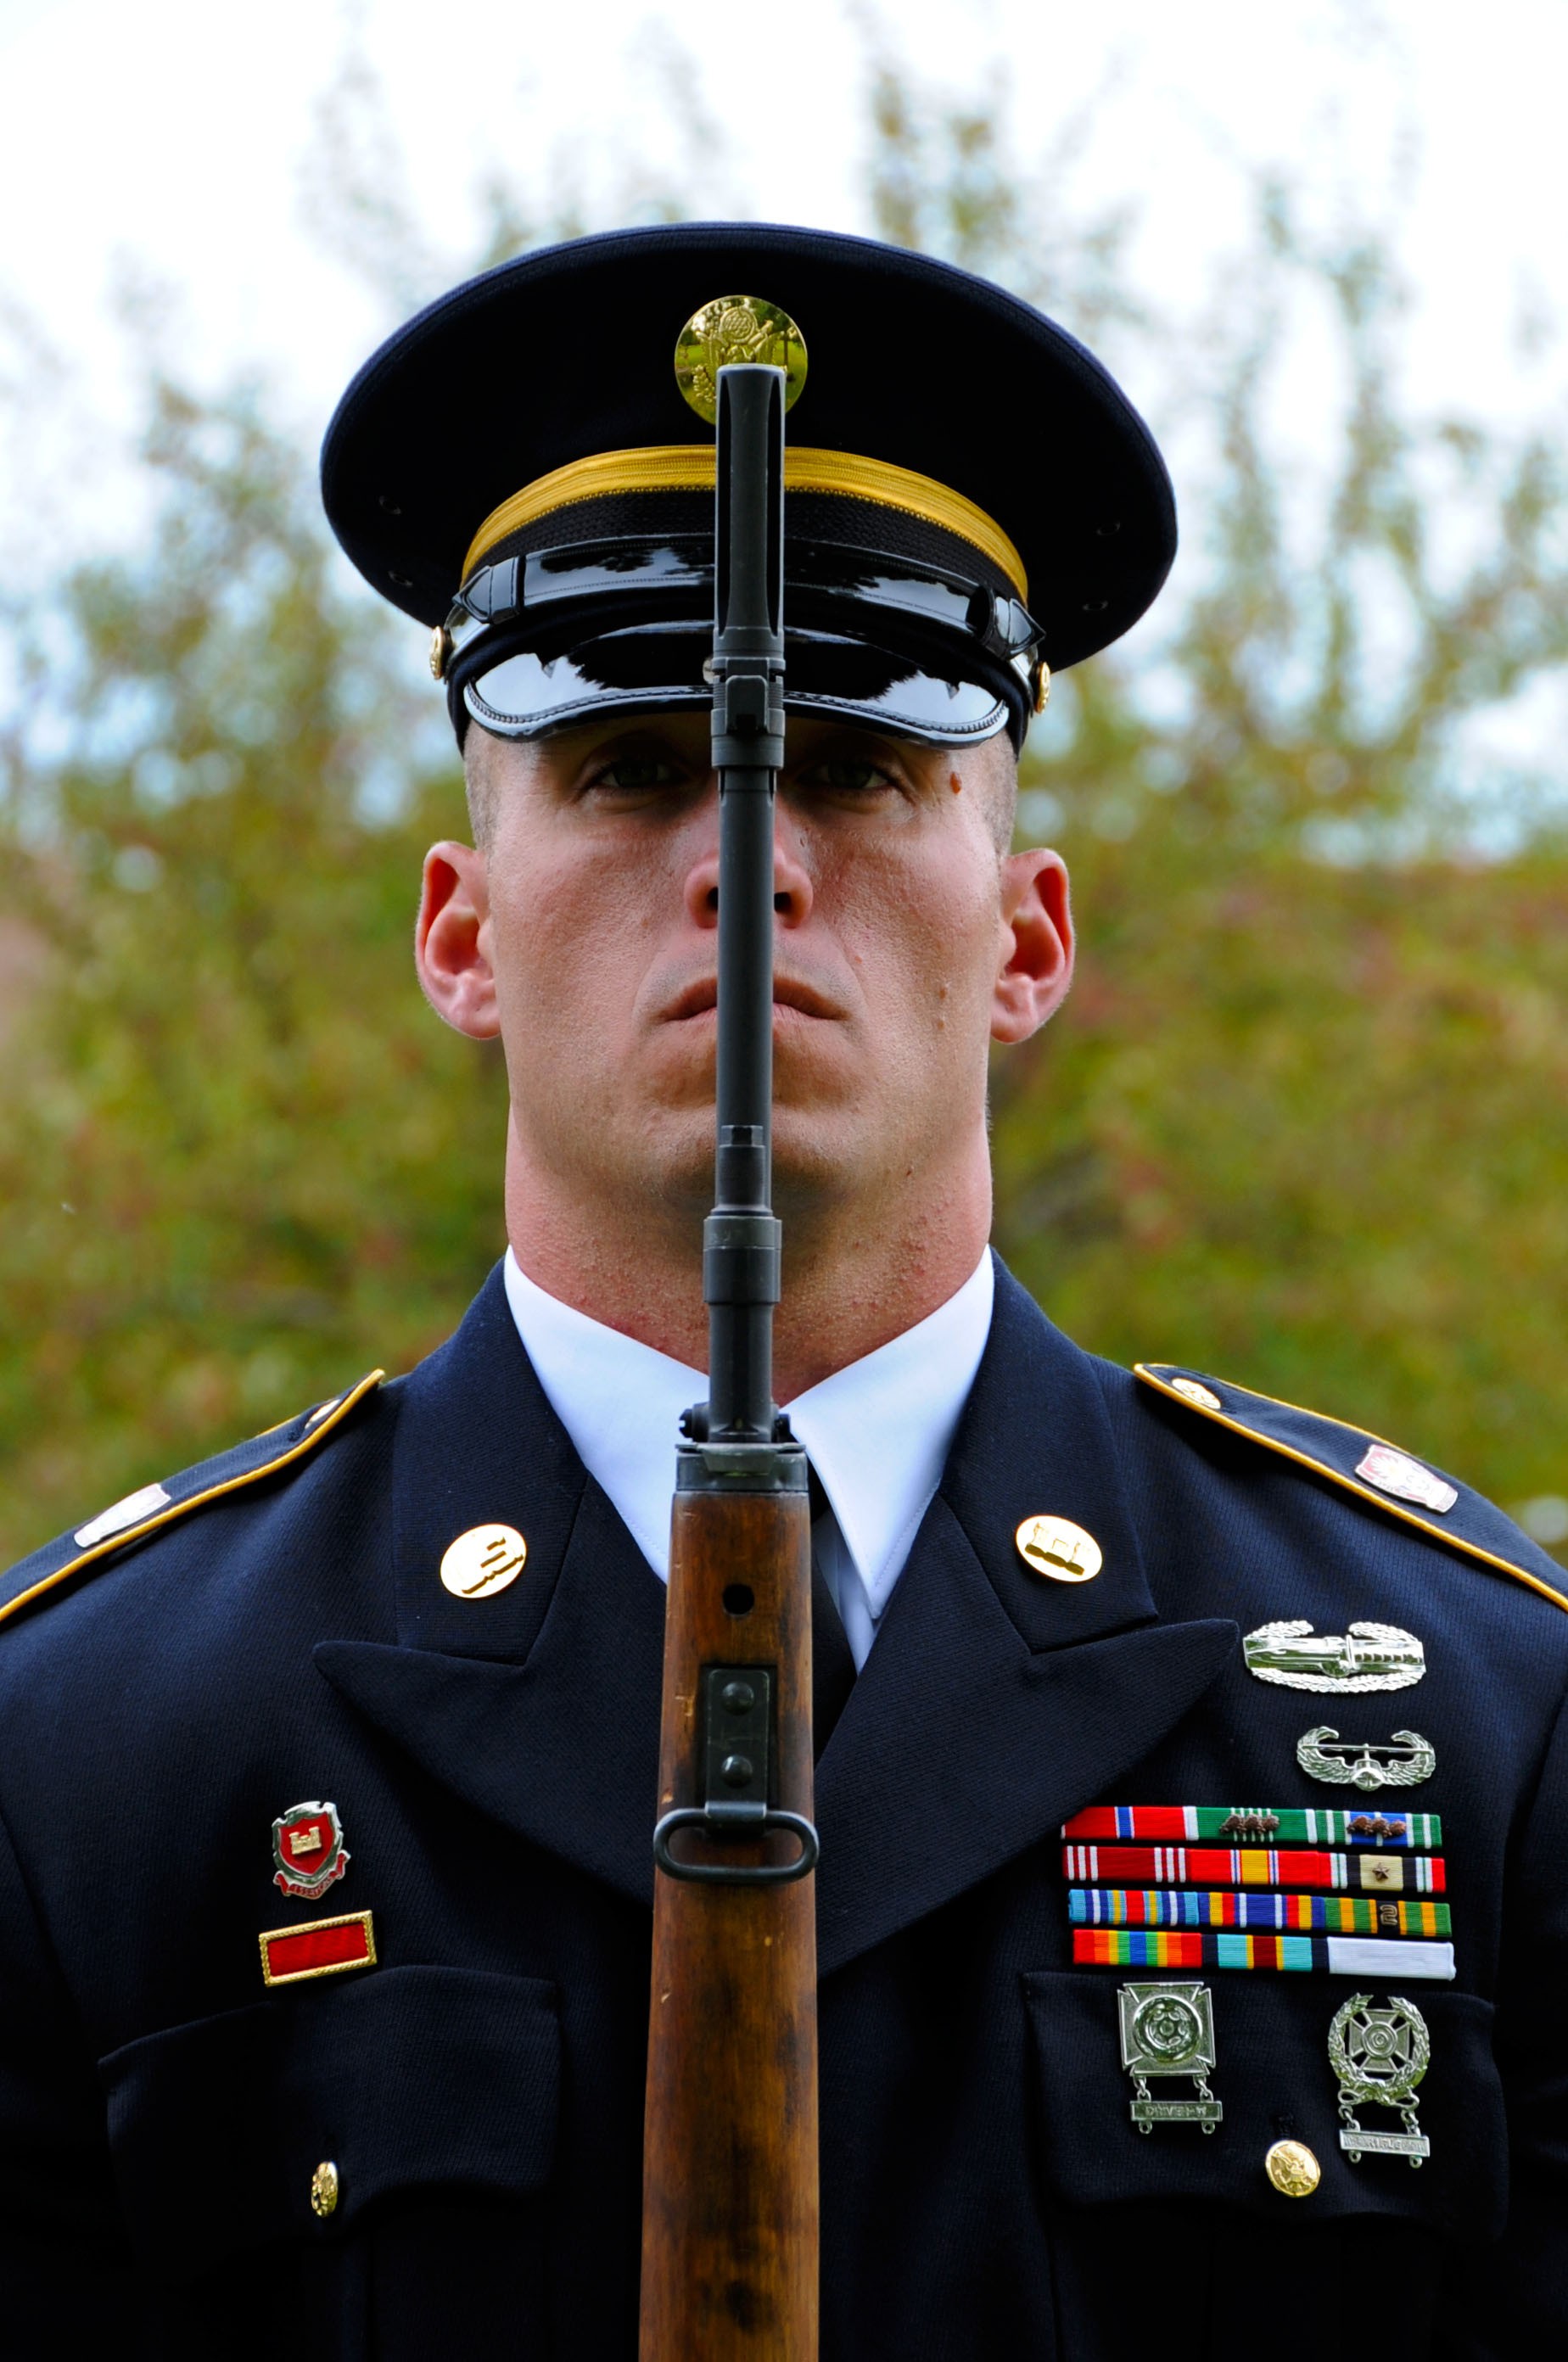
[100, 1966, 560, 2276]
[1023, 1969, 1504, 2236]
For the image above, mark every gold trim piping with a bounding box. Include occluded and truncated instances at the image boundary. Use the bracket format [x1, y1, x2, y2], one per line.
[461, 445, 1028, 599]
[0, 1371, 387, 1632]
[1133, 1364, 1568, 1615]
[259, 1908, 378, 1988]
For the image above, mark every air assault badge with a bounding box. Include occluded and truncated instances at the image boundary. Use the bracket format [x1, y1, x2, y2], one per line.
[1296, 1726, 1436, 1789]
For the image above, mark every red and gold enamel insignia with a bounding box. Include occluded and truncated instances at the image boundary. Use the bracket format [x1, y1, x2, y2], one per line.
[272, 1799, 350, 1900]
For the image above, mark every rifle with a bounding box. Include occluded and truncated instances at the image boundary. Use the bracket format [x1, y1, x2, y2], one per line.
[639, 362, 820, 2360]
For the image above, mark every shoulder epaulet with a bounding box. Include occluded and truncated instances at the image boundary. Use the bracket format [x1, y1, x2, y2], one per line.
[0, 1370, 385, 1632]
[1134, 1362, 1568, 1617]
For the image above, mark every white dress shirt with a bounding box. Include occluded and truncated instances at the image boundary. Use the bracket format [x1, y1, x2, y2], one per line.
[502, 1246, 994, 1669]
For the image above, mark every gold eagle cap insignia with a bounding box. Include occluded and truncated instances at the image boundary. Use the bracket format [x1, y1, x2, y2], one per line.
[674, 295, 808, 424]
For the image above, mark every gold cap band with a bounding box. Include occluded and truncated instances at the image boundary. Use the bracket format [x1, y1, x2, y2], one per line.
[461, 445, 1028, 600]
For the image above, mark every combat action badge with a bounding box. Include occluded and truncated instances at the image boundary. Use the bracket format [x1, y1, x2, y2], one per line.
[1117, 1982, 1223, 2134]
[272, 1800, 350, 1900]
[1329, 1991, 1431, 2167]
[1242, 1620, 1425, 1693]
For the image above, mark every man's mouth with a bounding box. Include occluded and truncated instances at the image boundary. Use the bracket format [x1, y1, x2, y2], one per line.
[663, 977, 842, 1024]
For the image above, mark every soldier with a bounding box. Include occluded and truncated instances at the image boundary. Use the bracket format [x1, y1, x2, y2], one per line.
[0, 224, 1564, 2359]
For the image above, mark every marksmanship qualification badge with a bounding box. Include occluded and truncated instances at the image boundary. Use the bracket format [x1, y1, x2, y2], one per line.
[1117, 1982, 1223, 2134]
[1329, 1991, 1431, 2167]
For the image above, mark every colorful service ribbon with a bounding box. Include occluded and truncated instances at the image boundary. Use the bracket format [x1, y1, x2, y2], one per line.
[1061, 1805, 1442, 1850]
[1061, 1844, 1446, 1895]
[1072, 1927, 1455, 1979]
[1068, 1887, 1451, 1936]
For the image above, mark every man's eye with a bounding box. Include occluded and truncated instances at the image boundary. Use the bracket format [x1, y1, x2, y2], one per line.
[589, 757, 682, 792]
[798, 758, 890, 794]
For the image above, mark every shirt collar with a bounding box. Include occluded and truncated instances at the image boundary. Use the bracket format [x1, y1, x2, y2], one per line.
[501, 1245, 994, 1612]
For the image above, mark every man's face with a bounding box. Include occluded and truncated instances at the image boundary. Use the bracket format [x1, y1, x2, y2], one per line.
[419, 709, 1071, 1234]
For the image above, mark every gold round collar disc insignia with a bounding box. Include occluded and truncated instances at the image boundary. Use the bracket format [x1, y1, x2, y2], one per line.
[675, 295, 808, 425]
[1264, 2139, 1320, 2197]
[1015, 1514, 1103, 1584]
[440, 1522, 528, 1599]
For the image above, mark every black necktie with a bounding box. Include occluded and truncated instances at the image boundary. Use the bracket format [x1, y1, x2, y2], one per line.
[807, 1461, 857, 1755]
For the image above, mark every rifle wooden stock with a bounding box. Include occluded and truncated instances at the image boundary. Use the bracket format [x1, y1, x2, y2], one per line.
[640, 1487, 819, 2360]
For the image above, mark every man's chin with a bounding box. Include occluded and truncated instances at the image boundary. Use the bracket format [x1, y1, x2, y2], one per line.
[626, 1108, 865, 1217]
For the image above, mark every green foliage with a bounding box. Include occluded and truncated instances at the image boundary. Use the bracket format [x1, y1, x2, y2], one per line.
[3, 57, 1568, 1568]
[983, 168, 1568, 1535]
[0, 378, 505, 1557]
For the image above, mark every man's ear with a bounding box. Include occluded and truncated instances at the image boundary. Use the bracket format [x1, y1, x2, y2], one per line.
[415, 841, 501, 1039]
[991, 848, 1073, 1044]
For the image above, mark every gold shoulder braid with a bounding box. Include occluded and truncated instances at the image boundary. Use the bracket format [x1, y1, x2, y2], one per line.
[0, 1371, 385, 1631]
[1135, 1363, 1568, 1615]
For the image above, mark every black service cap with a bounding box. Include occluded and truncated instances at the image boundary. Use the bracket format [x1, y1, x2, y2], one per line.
[322, 221, 1175, 750]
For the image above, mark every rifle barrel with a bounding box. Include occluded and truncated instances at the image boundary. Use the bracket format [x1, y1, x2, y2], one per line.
[639, 363, 820, 2362]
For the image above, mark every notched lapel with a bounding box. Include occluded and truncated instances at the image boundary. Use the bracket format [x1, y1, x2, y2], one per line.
[317, 1266, 667, 1906]
[815, 1265, 1238, 1976]
[815, 1497, 1235, 1975]
[318, 1482, 666, 1907]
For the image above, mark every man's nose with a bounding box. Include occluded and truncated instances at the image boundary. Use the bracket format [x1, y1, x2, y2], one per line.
[683, 798, 814, 930]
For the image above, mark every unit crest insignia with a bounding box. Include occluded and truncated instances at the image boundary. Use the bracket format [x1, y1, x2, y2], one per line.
[1242, 1620, 1425, 1693]
[1354, 1444, 1458, 1515]
[272, 1799, 350, 1900]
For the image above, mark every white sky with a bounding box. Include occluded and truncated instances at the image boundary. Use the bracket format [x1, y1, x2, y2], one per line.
[1, 0, 1564, 468]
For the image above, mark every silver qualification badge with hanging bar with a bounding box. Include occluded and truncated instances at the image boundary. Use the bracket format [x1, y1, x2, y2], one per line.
[1329, 1992, 1431, 2166]
[1117, 1983, 1223, 2134]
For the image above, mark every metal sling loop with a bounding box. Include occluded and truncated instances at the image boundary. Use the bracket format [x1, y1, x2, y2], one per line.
[652, 1807, 820, 1885]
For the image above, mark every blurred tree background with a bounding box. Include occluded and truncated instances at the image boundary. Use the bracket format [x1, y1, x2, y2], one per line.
[3, 45, 1567, 1566]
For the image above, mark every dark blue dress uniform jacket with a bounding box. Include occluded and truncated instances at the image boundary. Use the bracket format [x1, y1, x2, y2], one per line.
[1, 1259, 1565, 2359]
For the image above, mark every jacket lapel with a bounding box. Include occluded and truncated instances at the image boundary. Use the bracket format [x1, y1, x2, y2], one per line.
[813, 1263, 1236, 1977]
[316, 1266, 666, 1906]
